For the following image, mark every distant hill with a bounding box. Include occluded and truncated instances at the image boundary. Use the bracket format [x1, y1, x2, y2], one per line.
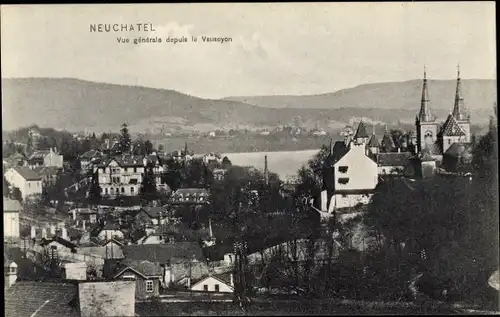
[2, 78, 495, 133]
[224, 79, 497, 111]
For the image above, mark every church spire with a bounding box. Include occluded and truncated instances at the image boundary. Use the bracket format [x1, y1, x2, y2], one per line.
[417, 65, 434, 122]
[452, 64, 469, 121]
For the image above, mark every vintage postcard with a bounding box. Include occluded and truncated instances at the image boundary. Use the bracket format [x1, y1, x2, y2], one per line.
[2, 2, 498, 316]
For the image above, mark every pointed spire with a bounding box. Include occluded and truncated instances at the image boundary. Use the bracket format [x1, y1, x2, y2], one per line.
[329, 138, 333, 155]
[452, 64, 468, 121]
[418, 66, 433, 122]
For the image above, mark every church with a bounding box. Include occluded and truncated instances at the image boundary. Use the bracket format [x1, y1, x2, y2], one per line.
[414, 66, 473, 172]
[315, 67, 473, 215]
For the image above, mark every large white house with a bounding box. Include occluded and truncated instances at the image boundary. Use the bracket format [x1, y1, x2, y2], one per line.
[318, 122, 379, 213]
[3, 198, 21, 239]
[4, 166, 43, 200]
[94, 154, 165, 197]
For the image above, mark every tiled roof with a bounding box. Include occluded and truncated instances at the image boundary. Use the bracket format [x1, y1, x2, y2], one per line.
[123, 242, 205, 263]
[354, 121, 369, 139]
[440, 114, 466, 137]
[377, 152, 412, 167]
[28, 150, 50, 160]
[79, 150, 102, 160]
[102, 222, 121, 231]
[33, 166, 60, 177]
[3, 198, 22, 212]
[423, 143, 442, 155]
[114, 259, 163, 278]
[11, 166, 42, 180]
[173, 188, 210, 196]
[367, 134, 380, 147]
[444, 142, 472, 157]
[5, 281, 79, 317]
[143, 206, 164, 218]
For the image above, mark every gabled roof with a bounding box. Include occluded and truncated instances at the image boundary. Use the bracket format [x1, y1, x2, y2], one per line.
[444, 142, 472, 157]
[439, 114, 466, 137]
[367, 134, 380, 148]
[141, 206, 164, 218]
[377, 152, 413, 167]
[10, 166, 41, 181]
[79, 149, 102, 160]
[113, 259, 162, 279]
[5, 281, 79, 317]
[191, 274, 234, 290]
[122, 242, 205, 263]
[28, 150, 50, 160]
[4, 198, 22, 212]
[354, 121, 369, 139]
[40, 236, 78, 250]
[328, 141, 350, 164]
[423, 143, 443, 156]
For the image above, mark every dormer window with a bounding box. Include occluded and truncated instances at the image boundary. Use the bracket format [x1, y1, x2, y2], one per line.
[338, 166, 348, 173]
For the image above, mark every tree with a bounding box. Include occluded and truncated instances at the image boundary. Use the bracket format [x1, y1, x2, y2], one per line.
[11, 187, 22, 202]
[140, 162, 158, 201]
[88, 171, 102, 205]
[119, 123, 132, 154]
[221, 156, 232, 169]
[144, 140, 154, 155]
[3, 176, 10, 197]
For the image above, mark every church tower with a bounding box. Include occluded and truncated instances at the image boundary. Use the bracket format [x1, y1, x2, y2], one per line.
[415, 66, 438, 153]
[451, 65, 471, 142]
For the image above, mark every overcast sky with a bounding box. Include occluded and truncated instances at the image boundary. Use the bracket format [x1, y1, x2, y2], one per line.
[1, 3, 496, 99]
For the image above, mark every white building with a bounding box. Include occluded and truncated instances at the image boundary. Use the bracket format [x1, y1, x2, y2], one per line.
[94, 154, 164, 197]
[190, 273, 234, 293]
[319, 122, 378, 212]
[4, 166, 43, 200]
[3, 198, 21, 239]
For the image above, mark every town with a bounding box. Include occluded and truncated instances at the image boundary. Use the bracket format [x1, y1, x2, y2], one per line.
[3, 68, 498, 316]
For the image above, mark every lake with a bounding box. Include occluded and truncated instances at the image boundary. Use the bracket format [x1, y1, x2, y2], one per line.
[222, 149, 321, 180]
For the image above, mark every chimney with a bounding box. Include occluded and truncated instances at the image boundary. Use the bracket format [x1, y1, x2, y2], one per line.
[49, 225, 56, 236]
[321, 190, 327, 212]
[61, 227, 68, 240]
[264, 155, 269, 186]
[6, 263, 17, 287]
[30, 226, 36, 239]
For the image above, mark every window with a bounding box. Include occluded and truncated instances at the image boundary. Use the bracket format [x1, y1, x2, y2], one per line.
[101, 187, 104, 193]
[28, 183, 31, 188]
[146, 280, 154, 292]
[448, 139, 452, 145]
[338, 166, 348, 173]
[338, 178, 349, 185]
[203, 285, 208, 291]
[105, 188, 109, 194]
[124, 167, 128, 172]
[121, 187, 125, 193]
[130, 187, 135, 194]
[134, 167, 137, 173]
[214, 284, 220, 292]
[110, 188, 114, 194]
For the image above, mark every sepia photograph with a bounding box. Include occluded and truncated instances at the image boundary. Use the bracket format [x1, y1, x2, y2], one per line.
[1, 2, 498, 316]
